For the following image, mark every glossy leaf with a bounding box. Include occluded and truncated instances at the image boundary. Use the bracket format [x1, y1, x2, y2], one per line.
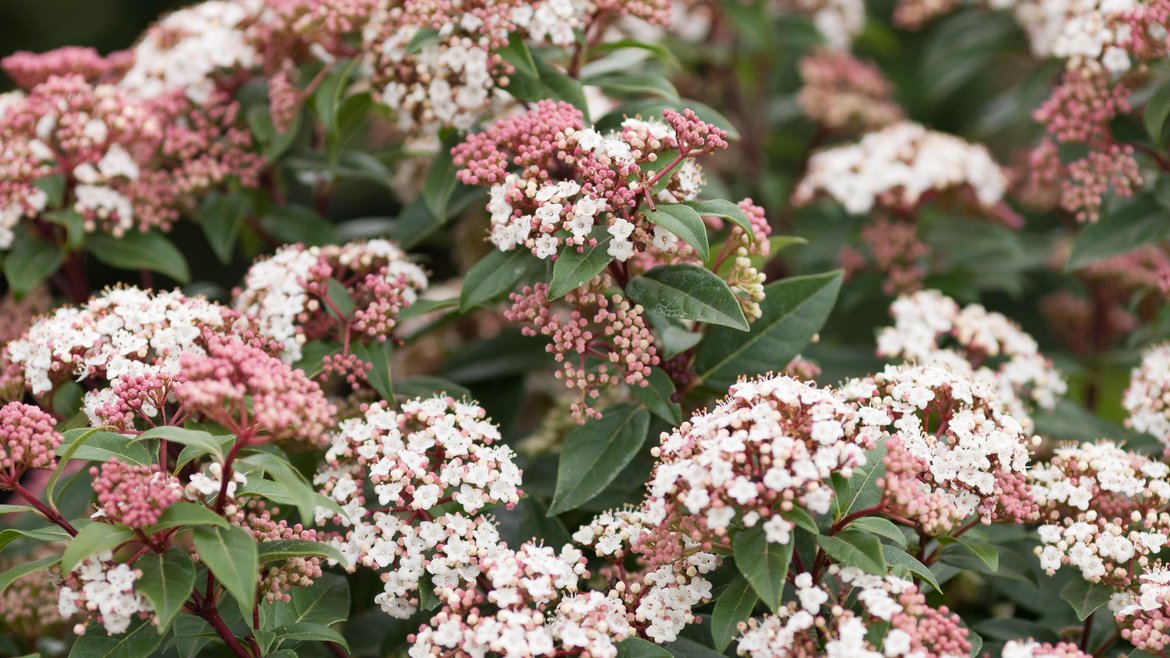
[733, 526, 792, 612]
[548, 237, 612, 300]
[4, 234, 62, 296]
[846, 517, 908, 548]
[136, 549, 196, 633]
[629, 367, 682, 425]
[817, 530, 886, 575]
[626, 264, 748, 330]
[687, 199, 754, 238]
[135, 426, 225, 462]
[711, 575, 758, 651]
[148, 502, 230, 532]
[459, 249, 536, 311]
[68, 619, 164, 658]
[615, 638, 672, 658]
[193, 525, 258, 614]
[0, 554, 60, 596]
[62, 523, 135, 572]
[548, 404, 650, 515]
[642, 205, 710, 261]
[258, 539, 346, 564]
[882, 545, 941, 593]
[1060, 578, 1113, 621]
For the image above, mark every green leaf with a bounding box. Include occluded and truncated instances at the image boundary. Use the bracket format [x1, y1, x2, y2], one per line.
[694, 271, 843, 390]
[268, 622, 349, 650]
[172, 615, 215, 658]
[549, 237, 613, 300]
[0, 554, 60, 596]
[459, 248, 537, 311]
[406, 28, 441, 54]
[1067, 197, 1170, 270]
[941, 535, 999, 572]
[664, 636, 726, 658]
[258, 539, 346, 564]
[783, 507, 820, 535]
[239, 451, 342, 523]
[686, 199, 754, 238]
[136, 549, 196, 633]
[817, 530, 886, 575]
[1146, 79, 1170, 148]
[424, 129, 461, 224]
[499, 32, 538, 78]
[586, 72, 680, 101]
[199, 192, 249, 264]
[643, 204, 710, 261]
[193, 525, 258, 615]
[830, 446, 887, 520]
[0, 504, 34, 516]
[629, 367, 682, 425]
[626, 264, 748, 330]
[0, 526, 71, 553]
[615, 637, 672, 658]
[68, 619, 164, 658]
[597, 99, 739, 140]
[62, 523, 135, 572]
[135, 426, 225, 462]
[44, 208, 85, 249]
[148, 502, 230, 532]
[56, 429, 153, 467]
[260, 205, 339, 246]
[86, 230, 190, 282]
[711, 575, 758, 651]
[882, 545, 941, 593]
[4, 234, 62, 296]
[548, 404, 650, 515]
[352, 341, 394, 402]
[394, 376, 472, 401]
[262, 573, 350, 629]
[588, 39, 681, 68]
[313, 59, 358, 136]
[48, 427, 109, 509]
[1060, 579, 1113, 621]
[732, 526, 792, 612]
[846, 517, 907, 548]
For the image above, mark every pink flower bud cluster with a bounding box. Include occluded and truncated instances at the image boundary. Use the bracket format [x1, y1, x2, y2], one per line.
[0, 546, 73, 639]
[506, 282, 659, 422]
[892, 0, 960, 29]
[0, 71, 261, 245]
[235, 240, 428, 365]
[644, 374, 876, 546]
[314, 396, 523, 616]
[737, 567, 970, 658]
[1, 47, 127, 90]
[793, 121, 1009, 217]
[58, 552, 153, 635]
[837, 215, 930, 295]
[797, 51, 904, 132]
[0, 401, 63, 487]
[1116, 564, 1170, 654]
[242, 510, 324, 603]
[1029, 441, 1170, 586]
[176, 334, 336, 446]
[1002, 641, 1092, 658]
[91, 462, 183, 529]
[845, 363, 1039, 535]
[1124, 343, 1170, 450]
[573, 507, 719, 643]
[408, 541, 590, 658]
[453, 101, 727, 262]
[877, 289, 1067, 416]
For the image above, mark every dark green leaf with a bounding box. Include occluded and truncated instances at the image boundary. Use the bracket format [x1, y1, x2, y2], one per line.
[629, 367, 682, 425]
[1067, 198, 1170, 270]
[549, 237, 613, 300]
[44, 209, 85, 249]
[882, 545, 941, 593]
[136, 549, 196, 633]
[199, 192, 249, 264]
[1060, 578, 1113, 621]
[193, 525, 258, 615]
[830, 445, 887, 520]
[148, 503, 230, 532]
[459, 248, 537, 311]
[62, 523, 134, 572]
[846, 517, 907, 548]
[711, 575, 758, 651]
[239, 452, 342, 523]
[686, 199, 754, 238]
[499, 32, 538, 78]
[260, 205, 339, 246]
[394, 376, 472, 401]
[135, 426, 224, 462]
[783, 507, 820, 535]
[313, 59, 358, 135]
[267, 622, 349, 650]
[695, 271, 842, 389]
[733, 526, 792, 612]
[424, 129, 461, 224]
[407, 28, 441, 54]
[615, 637, 672, 658]
[817, 530, 886, 575]
[1146, 79, 1170, 147]
[172, 615, 215, 658]
[626, 265, 748, 330]
[588, 39, 680, 68]
[548, 404, 650, 515]
[4, 234, 62, 296]
[68, 619, 164, 658]
[0, 526, 71, 553]
[86, 231, 190, 282]
[597, 99, 739, 140]
[48, 427, 109, 509]
[258, 539, 346, 564]
[586, 72, 680, 101]
[942, 535, 999, 572]
[263, 573, 350, 628]
[56, 430, 153, 467]
[643, 205, 710, 261]
[352, 341, 394, 402]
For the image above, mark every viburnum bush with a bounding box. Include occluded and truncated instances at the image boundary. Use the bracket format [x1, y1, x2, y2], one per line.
[9, 1, 1170, 658]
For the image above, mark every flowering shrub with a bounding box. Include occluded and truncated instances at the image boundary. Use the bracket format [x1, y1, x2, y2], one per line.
[8, 1, 1170, 658]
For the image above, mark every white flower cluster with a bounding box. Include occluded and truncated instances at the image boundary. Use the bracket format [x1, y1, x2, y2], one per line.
[1123, 343, 1170, 450]
[1030, 441, 1170, 584]
[119, 0, 261, 103]
[792, 121, 1008, 215]
[1116, 564, 1170, 619]
[878, 290, 1067, 416]
[737, 567, 964, 658]
[184, 462, 248, 503]
[6, 286, 236, 401]
[362, 0, 590, 134]
[57, 552, 153, 635]
[1001, 640, 1093, 658]
[313, 395, 523, 616]
[549, 592, 634, 658]
[645, 374, 875, 543]
[486, 117, 702, 262]
[409, 541, 590, 658]
[234, 239, 428, 362]
[572, 507, 720, 644]
[990, 0, 1138, 73]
